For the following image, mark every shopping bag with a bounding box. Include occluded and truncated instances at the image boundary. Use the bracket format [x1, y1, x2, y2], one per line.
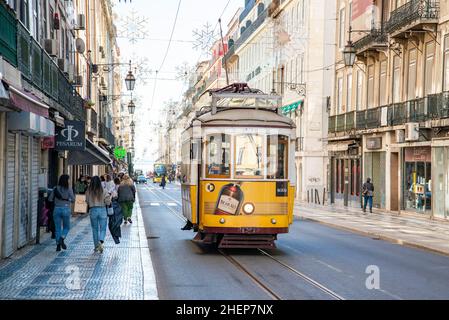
[74, 194, 88, 213]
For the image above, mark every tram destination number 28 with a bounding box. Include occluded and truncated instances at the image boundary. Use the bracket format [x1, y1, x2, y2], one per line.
[176, 304, 274, 317]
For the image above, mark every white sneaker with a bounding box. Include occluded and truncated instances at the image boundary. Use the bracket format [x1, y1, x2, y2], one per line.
[98, 243, 104, 253]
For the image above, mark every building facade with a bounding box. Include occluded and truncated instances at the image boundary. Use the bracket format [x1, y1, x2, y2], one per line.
[0, 0, 122, 258]
[329, 0, 449, 219]
[223, 0, 335, 202]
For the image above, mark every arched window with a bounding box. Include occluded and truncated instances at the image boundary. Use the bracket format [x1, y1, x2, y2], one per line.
[246, 20, 252, 28]
[258, 3, 265, 16]
[228, 38, 234, 48]
[241, 26, 246, 35]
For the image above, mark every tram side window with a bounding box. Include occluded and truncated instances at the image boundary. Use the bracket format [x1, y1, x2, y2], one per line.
[235, 134, 264, 178]
[206, 134, 231, 178]
[267, 135, 288, 179]
[181, 141, 191, 183]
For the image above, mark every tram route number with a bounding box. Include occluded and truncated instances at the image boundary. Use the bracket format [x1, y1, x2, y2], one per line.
[176, 304, 274, 317]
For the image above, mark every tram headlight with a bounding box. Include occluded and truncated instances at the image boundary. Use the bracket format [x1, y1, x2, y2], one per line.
[242, 203, 255, 214]
[271, 218, 277, 224]
[219, 218, 226, 224]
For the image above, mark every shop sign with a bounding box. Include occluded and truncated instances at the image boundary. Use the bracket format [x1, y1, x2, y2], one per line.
[55, 120, 85, 151]
[405, 147, 431, 162]
[42, 136, 55, 149]
[114, 146, 126, 159]
[366, 137, 382, 150]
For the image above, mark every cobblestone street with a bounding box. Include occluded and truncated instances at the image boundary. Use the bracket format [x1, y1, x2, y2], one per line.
[0, 196, 157, 300]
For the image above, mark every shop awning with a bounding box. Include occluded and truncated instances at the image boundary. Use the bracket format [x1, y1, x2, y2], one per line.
[8, 84, 49, 118]
[0, 80, 21, 112]
[68, 139, 112, 166]
[280, 100, 304, 115]
[328, 141, 355, 152]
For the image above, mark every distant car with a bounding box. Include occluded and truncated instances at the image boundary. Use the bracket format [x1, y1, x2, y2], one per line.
[137, 175, 147, 184]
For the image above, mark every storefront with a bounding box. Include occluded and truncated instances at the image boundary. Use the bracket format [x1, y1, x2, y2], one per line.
[402, 146, 432, 215]
[328, 140, 362, 208]
[432, 144, 448, 219]
[364, 136, 386, 209]
[3, 96, 54, 257]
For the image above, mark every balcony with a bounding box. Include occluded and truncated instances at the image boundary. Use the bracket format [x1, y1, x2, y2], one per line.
[428, 92, 449, 119]
[356, 110, 367, 130]
[329, 116, 336, 133]
[336, 114, 345, 132]
[99, 123, 115, 146]
[387, 102, 407, 126]
[408, 97, 428, 122]
[87, 109, 98, 134]
[239, 0, 256, 23]
[353, 28, 388, 56]
[366, 107, 382, 129]
[345, 111, 355, 131]
[386, 0, 439, 37]
[0, 0, 17, 66]
[13, 20, 85, 121]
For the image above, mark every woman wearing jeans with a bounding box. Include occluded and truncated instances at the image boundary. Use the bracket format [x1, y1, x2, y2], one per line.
[86, 176, 112, 253]
[48, 175, 75, 252]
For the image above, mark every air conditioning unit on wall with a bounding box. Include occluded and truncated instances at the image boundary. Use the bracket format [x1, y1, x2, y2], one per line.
[42, 39, 58, 57]
[405, 123, 419, 141]
[76, 14, 86, 30]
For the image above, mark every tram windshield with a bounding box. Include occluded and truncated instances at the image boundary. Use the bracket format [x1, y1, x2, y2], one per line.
[235, 134, 264, 178]
[203, 134, 289, 180]
[206, 134, 231, 178]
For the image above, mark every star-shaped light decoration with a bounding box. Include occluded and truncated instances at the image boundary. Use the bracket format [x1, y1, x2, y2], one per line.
[192, 22, 217, 53]
[117, 9, 149, 45]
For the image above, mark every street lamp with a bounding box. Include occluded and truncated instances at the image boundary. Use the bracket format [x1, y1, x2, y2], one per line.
[128, 100, 136, 115]
[125, 60, 136, 91]
[130, 121, 135, 131]
[343, 41, 356, 67]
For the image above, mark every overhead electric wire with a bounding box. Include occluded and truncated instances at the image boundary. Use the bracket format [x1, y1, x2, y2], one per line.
[150, 0, 183, 111]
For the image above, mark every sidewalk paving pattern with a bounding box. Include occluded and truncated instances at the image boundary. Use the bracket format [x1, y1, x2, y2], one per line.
[0, 195, 158, 300]
[295, 202, 449, 257]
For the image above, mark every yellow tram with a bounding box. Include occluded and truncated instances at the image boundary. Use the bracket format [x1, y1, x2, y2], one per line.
[180, 83, 296, 248]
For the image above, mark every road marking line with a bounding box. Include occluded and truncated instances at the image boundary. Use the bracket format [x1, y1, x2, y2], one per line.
[167, 202, 177, 206]
[150, 203, 160, 206]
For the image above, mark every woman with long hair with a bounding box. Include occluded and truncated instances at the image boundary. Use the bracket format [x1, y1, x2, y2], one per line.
[48, 174, 75, 251]
[86, 176, 112, 253]
[118, 174, 136, 224]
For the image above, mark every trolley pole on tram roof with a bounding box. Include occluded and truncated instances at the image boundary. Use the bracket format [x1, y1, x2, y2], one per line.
[219, 18, 230, 86]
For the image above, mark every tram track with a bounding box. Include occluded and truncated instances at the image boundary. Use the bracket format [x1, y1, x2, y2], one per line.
[142, 184, 345, 300]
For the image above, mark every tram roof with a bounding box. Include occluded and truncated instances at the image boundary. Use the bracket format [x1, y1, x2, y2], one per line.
[193, 108, 295, 129]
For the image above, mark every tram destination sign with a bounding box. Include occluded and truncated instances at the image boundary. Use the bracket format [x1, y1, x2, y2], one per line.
[55, 120, 86, 151]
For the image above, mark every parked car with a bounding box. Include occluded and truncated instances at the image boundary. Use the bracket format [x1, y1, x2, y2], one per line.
[137, 175, 147, 184]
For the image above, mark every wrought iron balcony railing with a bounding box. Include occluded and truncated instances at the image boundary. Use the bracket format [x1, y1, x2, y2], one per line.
[336, 114, 345, 132]
[99, 123, 115, 146]
[329, 115, 336, 133]
[0, 0, 17, 66]
[366, 107, 382, 128]
[353, 28, 388, 53]
[356, 110, 366, 130]
[386, 0, 439, 34]
[345, 111, 355, 131]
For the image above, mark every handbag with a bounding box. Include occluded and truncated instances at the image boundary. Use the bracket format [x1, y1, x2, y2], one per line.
[106, 204, 114, 216]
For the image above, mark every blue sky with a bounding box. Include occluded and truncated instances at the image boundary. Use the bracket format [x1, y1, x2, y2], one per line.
[113, 0, 242, 170]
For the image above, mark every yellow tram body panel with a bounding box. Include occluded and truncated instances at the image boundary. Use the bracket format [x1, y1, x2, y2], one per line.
[181, 184, 198, 225]
[198, 180, 293, 232]
[153, 176, 162, 184]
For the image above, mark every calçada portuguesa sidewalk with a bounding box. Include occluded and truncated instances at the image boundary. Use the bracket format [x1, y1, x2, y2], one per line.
[0, 195, 158, 300]
[295, 202, 449, 257]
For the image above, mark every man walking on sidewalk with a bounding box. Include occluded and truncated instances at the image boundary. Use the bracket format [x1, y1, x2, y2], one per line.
[362, 178, 374, 214]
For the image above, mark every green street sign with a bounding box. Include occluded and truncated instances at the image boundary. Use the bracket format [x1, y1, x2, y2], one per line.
[114, 147, 127, 159]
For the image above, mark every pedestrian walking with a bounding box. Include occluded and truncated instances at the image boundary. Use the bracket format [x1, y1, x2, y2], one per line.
[118, 174, 136, 224]
[74, 175, 87, 194]
[86, 176, 112, 253]
[362, 178, 374, 214]
[48, 174, 75, 251]
[161, 175, 167, 190]
[104, 174, 115, 194]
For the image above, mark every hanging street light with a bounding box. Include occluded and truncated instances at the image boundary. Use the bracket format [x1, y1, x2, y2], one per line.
[125, 60, 136, 91]
[130, 120, 135, 130]
[128, 100, 136, 114]
[343, 26, 356, 67]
